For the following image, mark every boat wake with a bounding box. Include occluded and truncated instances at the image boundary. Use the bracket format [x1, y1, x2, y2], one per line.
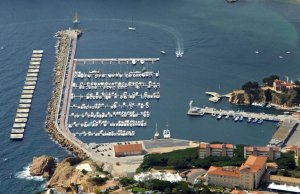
[15, 164, 45, 181]
[84, 18, 184, 57]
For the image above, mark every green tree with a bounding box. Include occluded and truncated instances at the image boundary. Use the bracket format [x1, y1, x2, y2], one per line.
[242, 81, 259, 92]
[295, 80, 300, 86]
[276, 152, 296, 170]
[263, 75, 279, 86]
[119, 177, 136, 186]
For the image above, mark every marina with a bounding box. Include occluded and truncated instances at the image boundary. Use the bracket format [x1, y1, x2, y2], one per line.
[66, 57, 161, 140]
[10, 50, 43, 140]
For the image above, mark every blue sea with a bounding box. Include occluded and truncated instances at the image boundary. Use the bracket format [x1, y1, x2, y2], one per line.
[0, 0, 300, 192]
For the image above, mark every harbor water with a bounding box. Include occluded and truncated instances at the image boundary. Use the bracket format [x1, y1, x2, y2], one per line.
[0, 0, 300, 192]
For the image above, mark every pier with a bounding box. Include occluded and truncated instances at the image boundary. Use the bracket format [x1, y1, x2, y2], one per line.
[187, 101, 299, 122]
[74, 58, 159, 65]
[10, 50, 43, 140]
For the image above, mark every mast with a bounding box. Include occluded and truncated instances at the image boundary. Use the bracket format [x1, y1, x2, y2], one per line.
[73, 11, 80, 29]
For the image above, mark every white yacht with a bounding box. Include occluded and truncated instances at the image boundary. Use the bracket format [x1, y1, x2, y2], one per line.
[132, 59, 137, 65]
[163, 123, 171, 139]
[140, 60, 145, 64]
[161, 50, 166, 55]
[176, 51, 183, 58]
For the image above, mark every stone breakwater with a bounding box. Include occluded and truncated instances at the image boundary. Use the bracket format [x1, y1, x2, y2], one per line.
[45, 30, 87, 160]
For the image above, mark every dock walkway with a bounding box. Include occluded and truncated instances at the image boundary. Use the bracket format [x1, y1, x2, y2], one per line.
[187, 102, 299, 122]
[10, 50, 43, 140]
[74, 58, 159, 65]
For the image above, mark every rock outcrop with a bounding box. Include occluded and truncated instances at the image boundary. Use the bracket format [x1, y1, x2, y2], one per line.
[47, 157, 93, 193]
[30, 155, 57, 178]
[229, 87, 300, 107]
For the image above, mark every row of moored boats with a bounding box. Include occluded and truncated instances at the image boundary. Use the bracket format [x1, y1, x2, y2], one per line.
[69, 111, 150, 118]
[70, 102, 150, 110]
[68, 120, 147, 128]
[73, 130, 135, 137]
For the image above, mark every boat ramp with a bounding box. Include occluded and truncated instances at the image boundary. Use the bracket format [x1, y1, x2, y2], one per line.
[10, 50, 43, 140]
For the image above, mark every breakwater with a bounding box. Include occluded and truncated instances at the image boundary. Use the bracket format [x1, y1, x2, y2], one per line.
[45, 29, 87, 160]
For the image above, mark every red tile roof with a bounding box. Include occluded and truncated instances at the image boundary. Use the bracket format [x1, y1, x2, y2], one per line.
[231, 190, 246, 194]
[114, 144, 143, 154]
[207, 166, 240, 178]
[245, 146, 280, 152]
[239, 155, 267, 172]
[199, 143, 234, 149]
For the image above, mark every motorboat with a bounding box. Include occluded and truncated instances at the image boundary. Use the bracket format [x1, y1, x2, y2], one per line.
[161, 50, 166, 55]
[163, 122, 171, 139]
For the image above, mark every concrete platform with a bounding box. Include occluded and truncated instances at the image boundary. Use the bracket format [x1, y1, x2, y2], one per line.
[13, 123, 26, 128]
[28, 65, 40, 69]
[19, 99, 32, 104]
[23, 86, 35, 90]
[27, 73, 38, 77]
[19, 104, 31, 108]
[17, 108, 30, 113]
[21, 94, 33, 99]
[30, 61, 41, 65]
[11, 128, 25, 134]
[16, 113, 29, 118]
[24, 81, 37, 86]
[10, 133, 24, 140]
[32, 54, 43, 58]
[26, 77, 37, 81]
[28, 69, 39, 73]
[22, 90, 34, 94]
[31, 58, 42, 62]
[32, 50, 44, 54]
[15, 118, 27, 123]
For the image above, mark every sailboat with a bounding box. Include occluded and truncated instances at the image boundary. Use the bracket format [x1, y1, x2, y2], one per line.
[128, 17, 136, 31]
[73, 12, 80, 24]
[154, 123, 159, 139]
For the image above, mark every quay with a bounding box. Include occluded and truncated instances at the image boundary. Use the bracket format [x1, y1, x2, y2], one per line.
[74, 58, 159, 64]
[10, 50, 43, 140]
[187, 101, 299, 122]
[187, 100, 300, 148]
[269, 121, 299, 147]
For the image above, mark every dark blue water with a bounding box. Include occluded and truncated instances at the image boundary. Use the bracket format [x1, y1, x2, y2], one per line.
[0, 0, 300, 192]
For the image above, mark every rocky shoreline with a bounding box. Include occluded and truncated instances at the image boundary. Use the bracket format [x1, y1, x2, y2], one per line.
[45, 30, 87, 160]
[229, 87, 300, 111]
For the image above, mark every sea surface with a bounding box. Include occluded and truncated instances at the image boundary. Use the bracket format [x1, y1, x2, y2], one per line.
[0, 0, 300, 192]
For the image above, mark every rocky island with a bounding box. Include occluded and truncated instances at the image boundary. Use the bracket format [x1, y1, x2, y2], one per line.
[229, 75, 300, 109]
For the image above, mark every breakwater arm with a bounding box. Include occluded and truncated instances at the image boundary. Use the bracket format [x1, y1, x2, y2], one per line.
[45, 29, 88, 160]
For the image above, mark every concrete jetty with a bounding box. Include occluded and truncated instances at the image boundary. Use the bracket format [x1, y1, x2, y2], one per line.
[74, 58, 160, 65]
[269, 121, 299, 147]
[10, 50, 43, 140]
[187, 101, 299, 122]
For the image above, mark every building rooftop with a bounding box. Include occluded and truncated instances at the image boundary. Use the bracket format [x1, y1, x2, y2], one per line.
[268, 175, 300, 185]
[230, 189, 246, 194]
[114, 143, 143, 153]
[268, 182, 300, 193]
[207, 166, 240, 178]
[274, 80, 295, 87]
[199, 142, 234, 149]
[245, 146, 280, 152]
[239, 155, 267, 173]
